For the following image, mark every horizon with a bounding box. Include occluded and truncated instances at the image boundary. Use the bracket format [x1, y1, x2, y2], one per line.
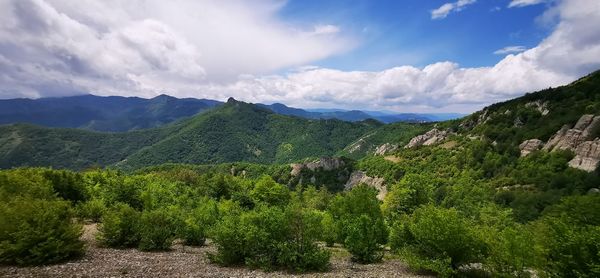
[0, 0, 599, 113]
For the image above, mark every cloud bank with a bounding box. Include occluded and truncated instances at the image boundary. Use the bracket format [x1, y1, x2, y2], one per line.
[0, 0, 599, 113]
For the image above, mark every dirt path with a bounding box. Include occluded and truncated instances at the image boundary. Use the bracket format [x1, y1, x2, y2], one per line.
[0, 224, 431, 278]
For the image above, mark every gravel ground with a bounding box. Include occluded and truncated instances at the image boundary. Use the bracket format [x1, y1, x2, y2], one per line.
[0, 224, 431, 278]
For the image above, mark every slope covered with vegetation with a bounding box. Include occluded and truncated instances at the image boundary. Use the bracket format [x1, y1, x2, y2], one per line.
[2, 71, 600, 277]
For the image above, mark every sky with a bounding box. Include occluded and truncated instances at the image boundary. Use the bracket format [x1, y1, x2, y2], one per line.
[0, 0, 599, 113]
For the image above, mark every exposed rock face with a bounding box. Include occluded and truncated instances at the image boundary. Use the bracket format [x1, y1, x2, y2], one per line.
[344, 171, 387, 200]
[290, 157, 345, 176]
[568, 139, 600, 172]
[374, 143, 399, 155]
[519, 139, 544, 157]
[405, 128, 449, 148]
[525, 100, 550, 116]
[542, 114, 600, 172]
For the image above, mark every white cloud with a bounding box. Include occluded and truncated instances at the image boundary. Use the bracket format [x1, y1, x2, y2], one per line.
[508, 0, 546, 8]
[431, 0, 477, 19]
[0, 0, 353, 98]
[0, 0, 599, 113]
[494, 45, 527, 54]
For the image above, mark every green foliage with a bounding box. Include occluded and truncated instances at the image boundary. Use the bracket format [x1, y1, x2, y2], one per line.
[0, 198, 84, 265]
[328, 185, 387, 263]
[382, 173, 434, 221]
[76, 198, 107, 222]
[210, 204, 330, 272]
[138, 209, 177, 251]
[320, 212, 337, 247]
[535, 195, 600, 277]
[98, 203, 141, 248]
[250, 175, 290, 206]
[181, 199, 219, 246]
[393, 205, 486, 276]
[344, 214, 385, 263]
[482, 224, 539, 277]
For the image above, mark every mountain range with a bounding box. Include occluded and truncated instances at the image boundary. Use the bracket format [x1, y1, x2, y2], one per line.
[1, 70, 599, 171]
[0, 95, 463, 132]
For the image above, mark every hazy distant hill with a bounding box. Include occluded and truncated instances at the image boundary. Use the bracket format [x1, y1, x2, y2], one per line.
[0, 94, 221, 132]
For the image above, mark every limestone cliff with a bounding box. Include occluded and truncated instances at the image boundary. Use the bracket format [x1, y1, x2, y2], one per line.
[344, 171, 387, 200]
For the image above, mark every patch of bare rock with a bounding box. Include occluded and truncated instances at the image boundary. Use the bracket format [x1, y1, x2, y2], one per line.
[344, 171, 387, 200]
[0, 224, 429, 278]
[404, 128, 451, 148]
[519, 114, 600, 172]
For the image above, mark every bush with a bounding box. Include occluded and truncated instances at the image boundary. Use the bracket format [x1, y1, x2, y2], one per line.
[535, 195, 600, 277]
[210, 204, 330, 272]
[98, 203, 141, 248]
[393, 205, 486, 277]
[328, 185, 388, 263]
[277, 205, 330, 272]
[0, 198, 84, 265]
[250, 175, 290, 206]
[181, 200, 219, 246]
[344, 214, 385, 263]
[321, 212, 337, 247]
[76, 198, 107, 222]
[483, 225, 540, 277]
[138, 209, 177, 251]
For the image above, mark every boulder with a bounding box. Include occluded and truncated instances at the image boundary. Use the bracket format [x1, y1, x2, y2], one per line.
[543, 114, 600, 172]
[344, 171, 387, 200]
[519, 139, 544, 157]
[290, 157, 345, 176]
[588, 188, 600, 195]
[568, 139, 600, 172]
[525, 100, 550, 116]
[374, 143, 399, 155]
[544, 115, 600, 151]
[405, 128, 449, 148]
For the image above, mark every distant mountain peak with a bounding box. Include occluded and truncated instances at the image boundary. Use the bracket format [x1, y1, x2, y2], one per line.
[227, 97, 238, 104]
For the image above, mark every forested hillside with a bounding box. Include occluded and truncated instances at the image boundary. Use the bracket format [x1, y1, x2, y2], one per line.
[0, 98, 424, 170]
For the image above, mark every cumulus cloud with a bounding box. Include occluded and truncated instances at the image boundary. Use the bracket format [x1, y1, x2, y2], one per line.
[0, 0, 352, 98]
[493, 45, 527, 54]
[508, 0, 546, 8]
[431, 0, 477, 19]
[0, 0, 599, 113]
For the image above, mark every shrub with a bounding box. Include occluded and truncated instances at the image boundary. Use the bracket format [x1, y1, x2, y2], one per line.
[138, 209, 177, 251]
[250, 175, 290, 206]
[277, 205, 330, 272]
[329, 185, 388, 263]
[98, 203, 141, 248]
[321, 212, 337, 247]
[181, 200, 219, 246]
[76, 198, 107, 222]
[394, 205, 486, 277]
[483, 225, 540, 277]
[0, 198, 84, 265]
[210, 204, 330, 272]
[344, 214, 385, 263]
[535, 195, 600, 277]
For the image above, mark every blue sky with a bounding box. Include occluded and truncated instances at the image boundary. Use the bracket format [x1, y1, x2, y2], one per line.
[281, 0, 550, 70]
[1, 0, 599, 113]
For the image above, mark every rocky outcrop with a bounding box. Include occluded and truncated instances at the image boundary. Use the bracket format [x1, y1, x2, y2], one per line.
[519, 139, 544, 157]
[541, 114, 600, 172]
[544, 115, 600, 151]
[290, 157, 345, 176]
[568, 139, 600, 172]
[374, 143, 399, 155]
[525, 100, 550, 116]
[344, 171, 387, 200]
[404, 128, 450, 148]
